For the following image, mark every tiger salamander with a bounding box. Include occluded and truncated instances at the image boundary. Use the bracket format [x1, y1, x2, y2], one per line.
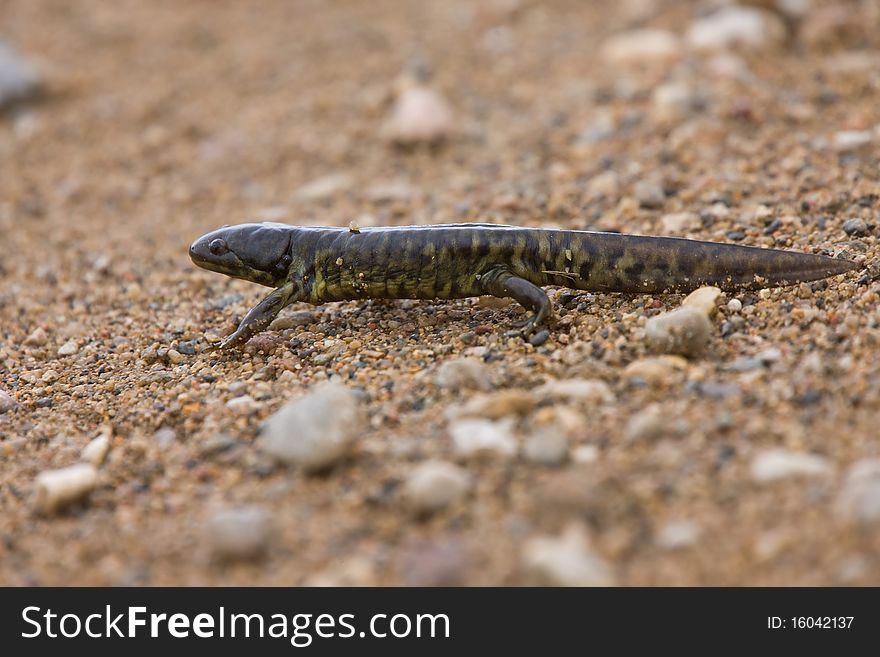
[189, 222, 857, 349]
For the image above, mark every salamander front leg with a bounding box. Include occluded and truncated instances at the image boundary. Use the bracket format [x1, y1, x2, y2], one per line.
[480, 269, 552, 336]
[214, 281, 298, 349]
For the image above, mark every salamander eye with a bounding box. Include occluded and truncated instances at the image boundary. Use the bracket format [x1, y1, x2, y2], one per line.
[208, 239, 229, 256]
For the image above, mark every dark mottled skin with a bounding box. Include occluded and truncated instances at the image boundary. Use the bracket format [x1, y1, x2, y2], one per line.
[190, 222, 858, 348]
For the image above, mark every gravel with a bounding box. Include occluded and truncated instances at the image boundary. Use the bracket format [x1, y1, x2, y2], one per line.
[2, 0, 876, 587]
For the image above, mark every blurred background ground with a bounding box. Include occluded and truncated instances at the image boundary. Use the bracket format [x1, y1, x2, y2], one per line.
[1, 0, 880, 585]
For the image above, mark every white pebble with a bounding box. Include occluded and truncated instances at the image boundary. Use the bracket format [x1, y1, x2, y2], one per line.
[57, 339, 79, 356]
[33, 463, 98, 514]
[832, 130, 873, 152]
[523, 430, 569, 466]
[404, 461, 472, 514]
[381, 85, 454, 145]
[0, 42, 40, 109]
[644, 307, 712, 358]
[449, 418, 517, 459]
[81, 433, 111, 466]
[435, 358, 492, 391]
[836, 459, 880, 525]
[682, 286, 722, 316]
[258, 381, 363, 472]
[655, 520, 701, 549]
[651, 81, 700, 123]
[600, 29, 682, 66]
[522, 523, 614, 587]
[686, 6, 786, 51]
[727, 298, 743, 312]
[536, 378, 614, 404]
[750, 449, 833, 483]
[206, 505, 273, 561]
[571, 444, 600, 464]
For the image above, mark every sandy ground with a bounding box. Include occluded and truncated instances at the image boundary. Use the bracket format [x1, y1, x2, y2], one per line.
[2, 0, 880, 585]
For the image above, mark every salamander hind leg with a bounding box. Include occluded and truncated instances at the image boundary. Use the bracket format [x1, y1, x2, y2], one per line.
[479, 268, 552, 336]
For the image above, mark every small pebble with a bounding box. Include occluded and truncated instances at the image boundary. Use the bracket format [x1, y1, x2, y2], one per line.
[681, 286, 722, 316]
[599, 29, 682, 66]
[727, 298, 742, 312]
[226, 395, 257, 414]
[24, 326, 48, 347]
[633, 179, 666, 208]
[836, 459, 880, 525]
[536, 378, 614, 404]
[453, 389, 536, 419]
[523, 430, 569, 466]
[57, 339, 79, 356]
[166, 348, 183, 364]
[832, 131, 873, 153]
[381, 84, 454, 145]
[0, 389, 18, 413]
[661, 212, 700, 234]
[33, 463, 98, 514]
[0, 42, 41, 109]
[258, 381, 363, 472]
[750, 449, 833, 483]
[449, 418, 517, 459]
[655, 520, 701, 550]
[528, 329, 550, 347]
[842, 218, 869, 236]
[571, 444, 600, 464]
[205, 505, 273, 561]
[651, 81, 699, 122]
[623, 356, 687, 386]
[644, 307, 712, 358]
[522, 523, 614, 587]
[81, 433, 111, 466]
[625, 404, 682, 442]
[686, 6, 786, 51]
[435, 358, 492, 391]
[404, 461, 472, 514]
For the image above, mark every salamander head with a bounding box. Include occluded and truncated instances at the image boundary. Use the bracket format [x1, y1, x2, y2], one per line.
[189, 223, 292, 287]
